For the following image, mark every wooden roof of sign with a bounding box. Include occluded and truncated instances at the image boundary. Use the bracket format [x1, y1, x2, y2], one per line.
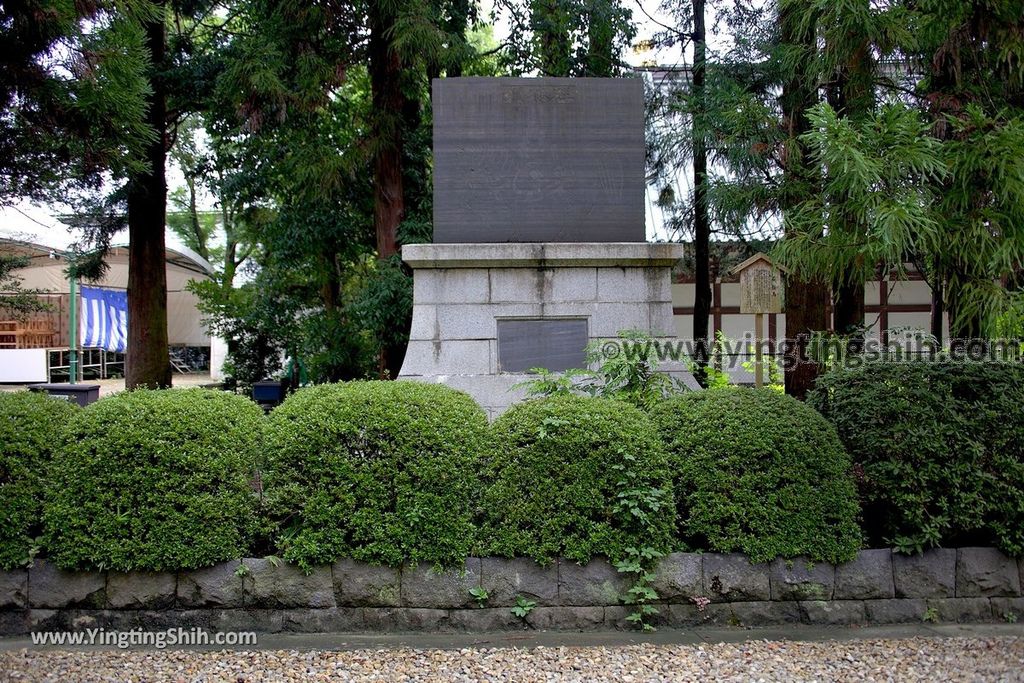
[729, 253, 785, 276]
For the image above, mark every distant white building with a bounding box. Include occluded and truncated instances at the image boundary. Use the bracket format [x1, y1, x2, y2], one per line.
[0, 204, 215, 382]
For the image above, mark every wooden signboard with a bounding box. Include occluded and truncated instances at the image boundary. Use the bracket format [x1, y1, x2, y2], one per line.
[731, 254, 783, 387]
[735, 254, 783, 315]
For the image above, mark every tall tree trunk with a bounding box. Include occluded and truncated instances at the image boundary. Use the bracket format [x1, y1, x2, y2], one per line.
[369, 0, 407, 378]
[833, 280, 865, 335]
[532, 0, 571, 76]
[369, 0, 405, 261]
[827, 4, 872, 337]
[929, 274, 944, 345]
[125, 9, 171, 389]
[780, 0, 828, 399]
[691, 0, 712, 383]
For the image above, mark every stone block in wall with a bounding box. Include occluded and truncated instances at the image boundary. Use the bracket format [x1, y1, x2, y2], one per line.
[213, 608, 283, 633]
[651, 553, 703, 602]
[107, 572, 176, 609]
[400, 559, 481, 609]
[525, 606, 605, 631]
[479, 557, 558, 607]
[177, 562, 244, 608]
[448, 607, 528, 632]
[712, 602, 798, 630]
[956, 548, 1021, 597]
[413, 269, 490, 304]
[702, 553, 770, 602]
[402, 340, 493, 375]
[332, 559, 401, 607]
[769, 558, 834, 601]
[0, 610, 29, 636]
[602, 604, 673, 631]
[864, 598, 928, 624]
[282, 608, 364, 633]
[558, 558, 629, 606]
[927, 598, 994, 623]
[362, 607, 450, 632]
[241, 559, 335, 609]
[666, 603, 713, 628]
[28, 560, 105, 609]
[893, 549, 955, 598]
[990, 597, 1024, 622]
[597, 267, 670, 304]
[590, 303, 651, 337]
[550, 268, 599, 303]
[834, 549, 894, 599]
[0, 569, 28, 609]
[798, 600, 866, 625]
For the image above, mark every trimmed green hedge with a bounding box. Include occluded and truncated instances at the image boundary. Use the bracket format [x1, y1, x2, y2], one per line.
[653, 388, 861, 564]
[480, 395, 676, 564]
[43, 389, 263, 571]
[810, 361, 1024, 556]
[0, 392, 79, 569]
[263, 381, 488, 570]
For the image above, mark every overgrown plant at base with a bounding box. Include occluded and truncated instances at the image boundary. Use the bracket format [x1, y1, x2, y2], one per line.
[515, 330, 690, 411]
[262, 381, 487, 571]
[0, 392, 79, 569]
[43, 389, 264, 571]
[653, 388, 861, 564]
[810, 361, 1024, 556]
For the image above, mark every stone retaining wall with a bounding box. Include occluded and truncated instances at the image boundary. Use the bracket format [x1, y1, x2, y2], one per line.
[2, 549, 1022, 635]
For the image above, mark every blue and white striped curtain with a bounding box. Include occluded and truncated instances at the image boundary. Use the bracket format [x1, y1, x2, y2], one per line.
[79, 286, 128, 353]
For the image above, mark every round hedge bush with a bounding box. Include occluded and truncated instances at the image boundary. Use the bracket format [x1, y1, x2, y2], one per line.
[263, 381, 488, 570]
[810, 361, 1024, 555]
[43, 389, 264, 571]
[652, 388, 861, 564]
[0, 391, 79, 569]
[480, 395, 676, 564]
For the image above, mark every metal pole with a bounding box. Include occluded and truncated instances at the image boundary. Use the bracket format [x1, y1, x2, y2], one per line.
[69, 273, 78, 385]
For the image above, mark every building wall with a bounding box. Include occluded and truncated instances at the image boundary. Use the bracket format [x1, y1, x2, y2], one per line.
[671, 275, 945, 343]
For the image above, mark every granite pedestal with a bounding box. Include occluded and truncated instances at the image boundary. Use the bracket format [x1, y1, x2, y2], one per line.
[398, 242, 690, 417]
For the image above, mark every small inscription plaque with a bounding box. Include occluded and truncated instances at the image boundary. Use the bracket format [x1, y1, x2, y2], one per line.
[497, 318, 588, 373]
[433, 77, 645, 243]
[735, 255, 783, 314]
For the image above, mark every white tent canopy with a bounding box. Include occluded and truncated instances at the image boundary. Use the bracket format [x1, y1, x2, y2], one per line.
[0, 204, 213, 347]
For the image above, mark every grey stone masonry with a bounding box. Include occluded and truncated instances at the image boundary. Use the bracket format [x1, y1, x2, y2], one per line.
[835, 549, 894, 599]
[480, 557, 558, 607]
[399, 559, 482, 610]
[956, 548, 1021, 597]
[398, 242, 693, 417]
[558, 558, 629, 606]
[1, 550, 1021, 635]
[107, 572, 176, 609]
[769, 558, 835, 601]
[703, 553, 771, 602]
[240, 559, 335, 609]
[893, 548, 956, 598]
[28, 560, 106, 609]
[0, 569, 27, 609]
[332, 559, 401, 607]
[650, 553, 703, 602]
[176, 561, 244, 608]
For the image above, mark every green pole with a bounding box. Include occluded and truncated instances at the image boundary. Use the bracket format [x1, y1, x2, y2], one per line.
[69, 273, 78, 385]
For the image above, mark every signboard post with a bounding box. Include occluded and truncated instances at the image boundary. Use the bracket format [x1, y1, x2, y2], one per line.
[732, 254, 783, 388]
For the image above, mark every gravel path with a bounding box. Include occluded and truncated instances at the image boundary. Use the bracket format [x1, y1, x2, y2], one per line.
[2, 636, 1023, 682]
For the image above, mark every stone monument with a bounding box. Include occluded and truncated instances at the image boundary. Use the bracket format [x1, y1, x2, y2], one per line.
[398, 77, 687, 416]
